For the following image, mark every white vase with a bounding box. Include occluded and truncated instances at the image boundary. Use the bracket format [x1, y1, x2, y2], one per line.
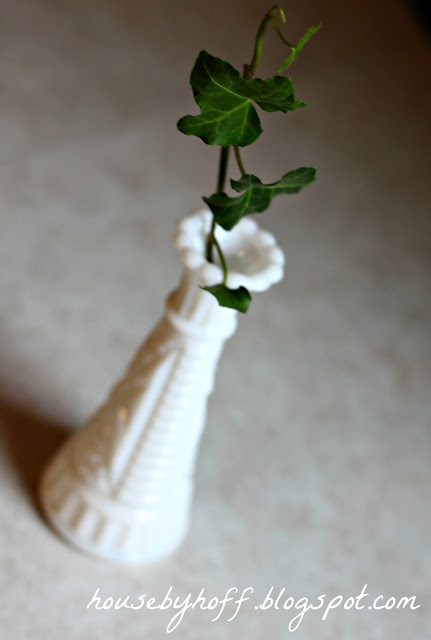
[39, 209, 284, 564]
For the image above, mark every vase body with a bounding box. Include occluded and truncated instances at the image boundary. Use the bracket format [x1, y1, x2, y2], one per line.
[40, 209, 284, 564]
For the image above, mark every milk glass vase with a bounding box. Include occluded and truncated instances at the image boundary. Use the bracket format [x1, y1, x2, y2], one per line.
[39, 209, 284, 564]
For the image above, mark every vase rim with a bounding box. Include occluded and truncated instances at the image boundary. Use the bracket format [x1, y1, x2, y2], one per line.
[174, 209, 285, 293]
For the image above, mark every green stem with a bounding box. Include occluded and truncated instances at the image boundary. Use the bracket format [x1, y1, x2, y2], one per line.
[206, 146, 230, 262]
[244, 5, 289, 80]
[234, 147, 246, 176]
[216, 145, 230, 193]
[206, 219, 216, 263]
[276, 23, 322, 74]
[271, 11, 294, 49]
[212, 232, 228, 285]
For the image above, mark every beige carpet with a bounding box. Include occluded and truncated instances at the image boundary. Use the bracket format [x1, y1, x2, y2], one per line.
[0, 0, 430, 637]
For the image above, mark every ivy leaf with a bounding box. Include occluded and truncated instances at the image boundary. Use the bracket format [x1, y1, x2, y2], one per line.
[203, 167, 316, 230]
[247, 76, 305, 113]
[201, 284, 251, 313]
[177, 51, 304, 147]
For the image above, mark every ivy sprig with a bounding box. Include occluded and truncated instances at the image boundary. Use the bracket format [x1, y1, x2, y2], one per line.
[177, 5, 321, 313]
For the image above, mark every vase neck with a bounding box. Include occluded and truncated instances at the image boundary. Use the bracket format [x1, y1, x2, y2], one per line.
[165, 268, 238, 342]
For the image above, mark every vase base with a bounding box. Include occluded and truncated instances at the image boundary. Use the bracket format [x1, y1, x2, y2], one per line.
[39, 456, 189, 565]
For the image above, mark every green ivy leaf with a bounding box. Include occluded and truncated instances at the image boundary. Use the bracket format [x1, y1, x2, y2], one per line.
[201, 284, 251, 313]
[203, 167, 316, 230]
[247, 76, 305, 113]
[177, 51, 304, 147]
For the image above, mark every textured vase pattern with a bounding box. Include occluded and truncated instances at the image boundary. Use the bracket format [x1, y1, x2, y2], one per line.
[40, 209, 285, 564]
